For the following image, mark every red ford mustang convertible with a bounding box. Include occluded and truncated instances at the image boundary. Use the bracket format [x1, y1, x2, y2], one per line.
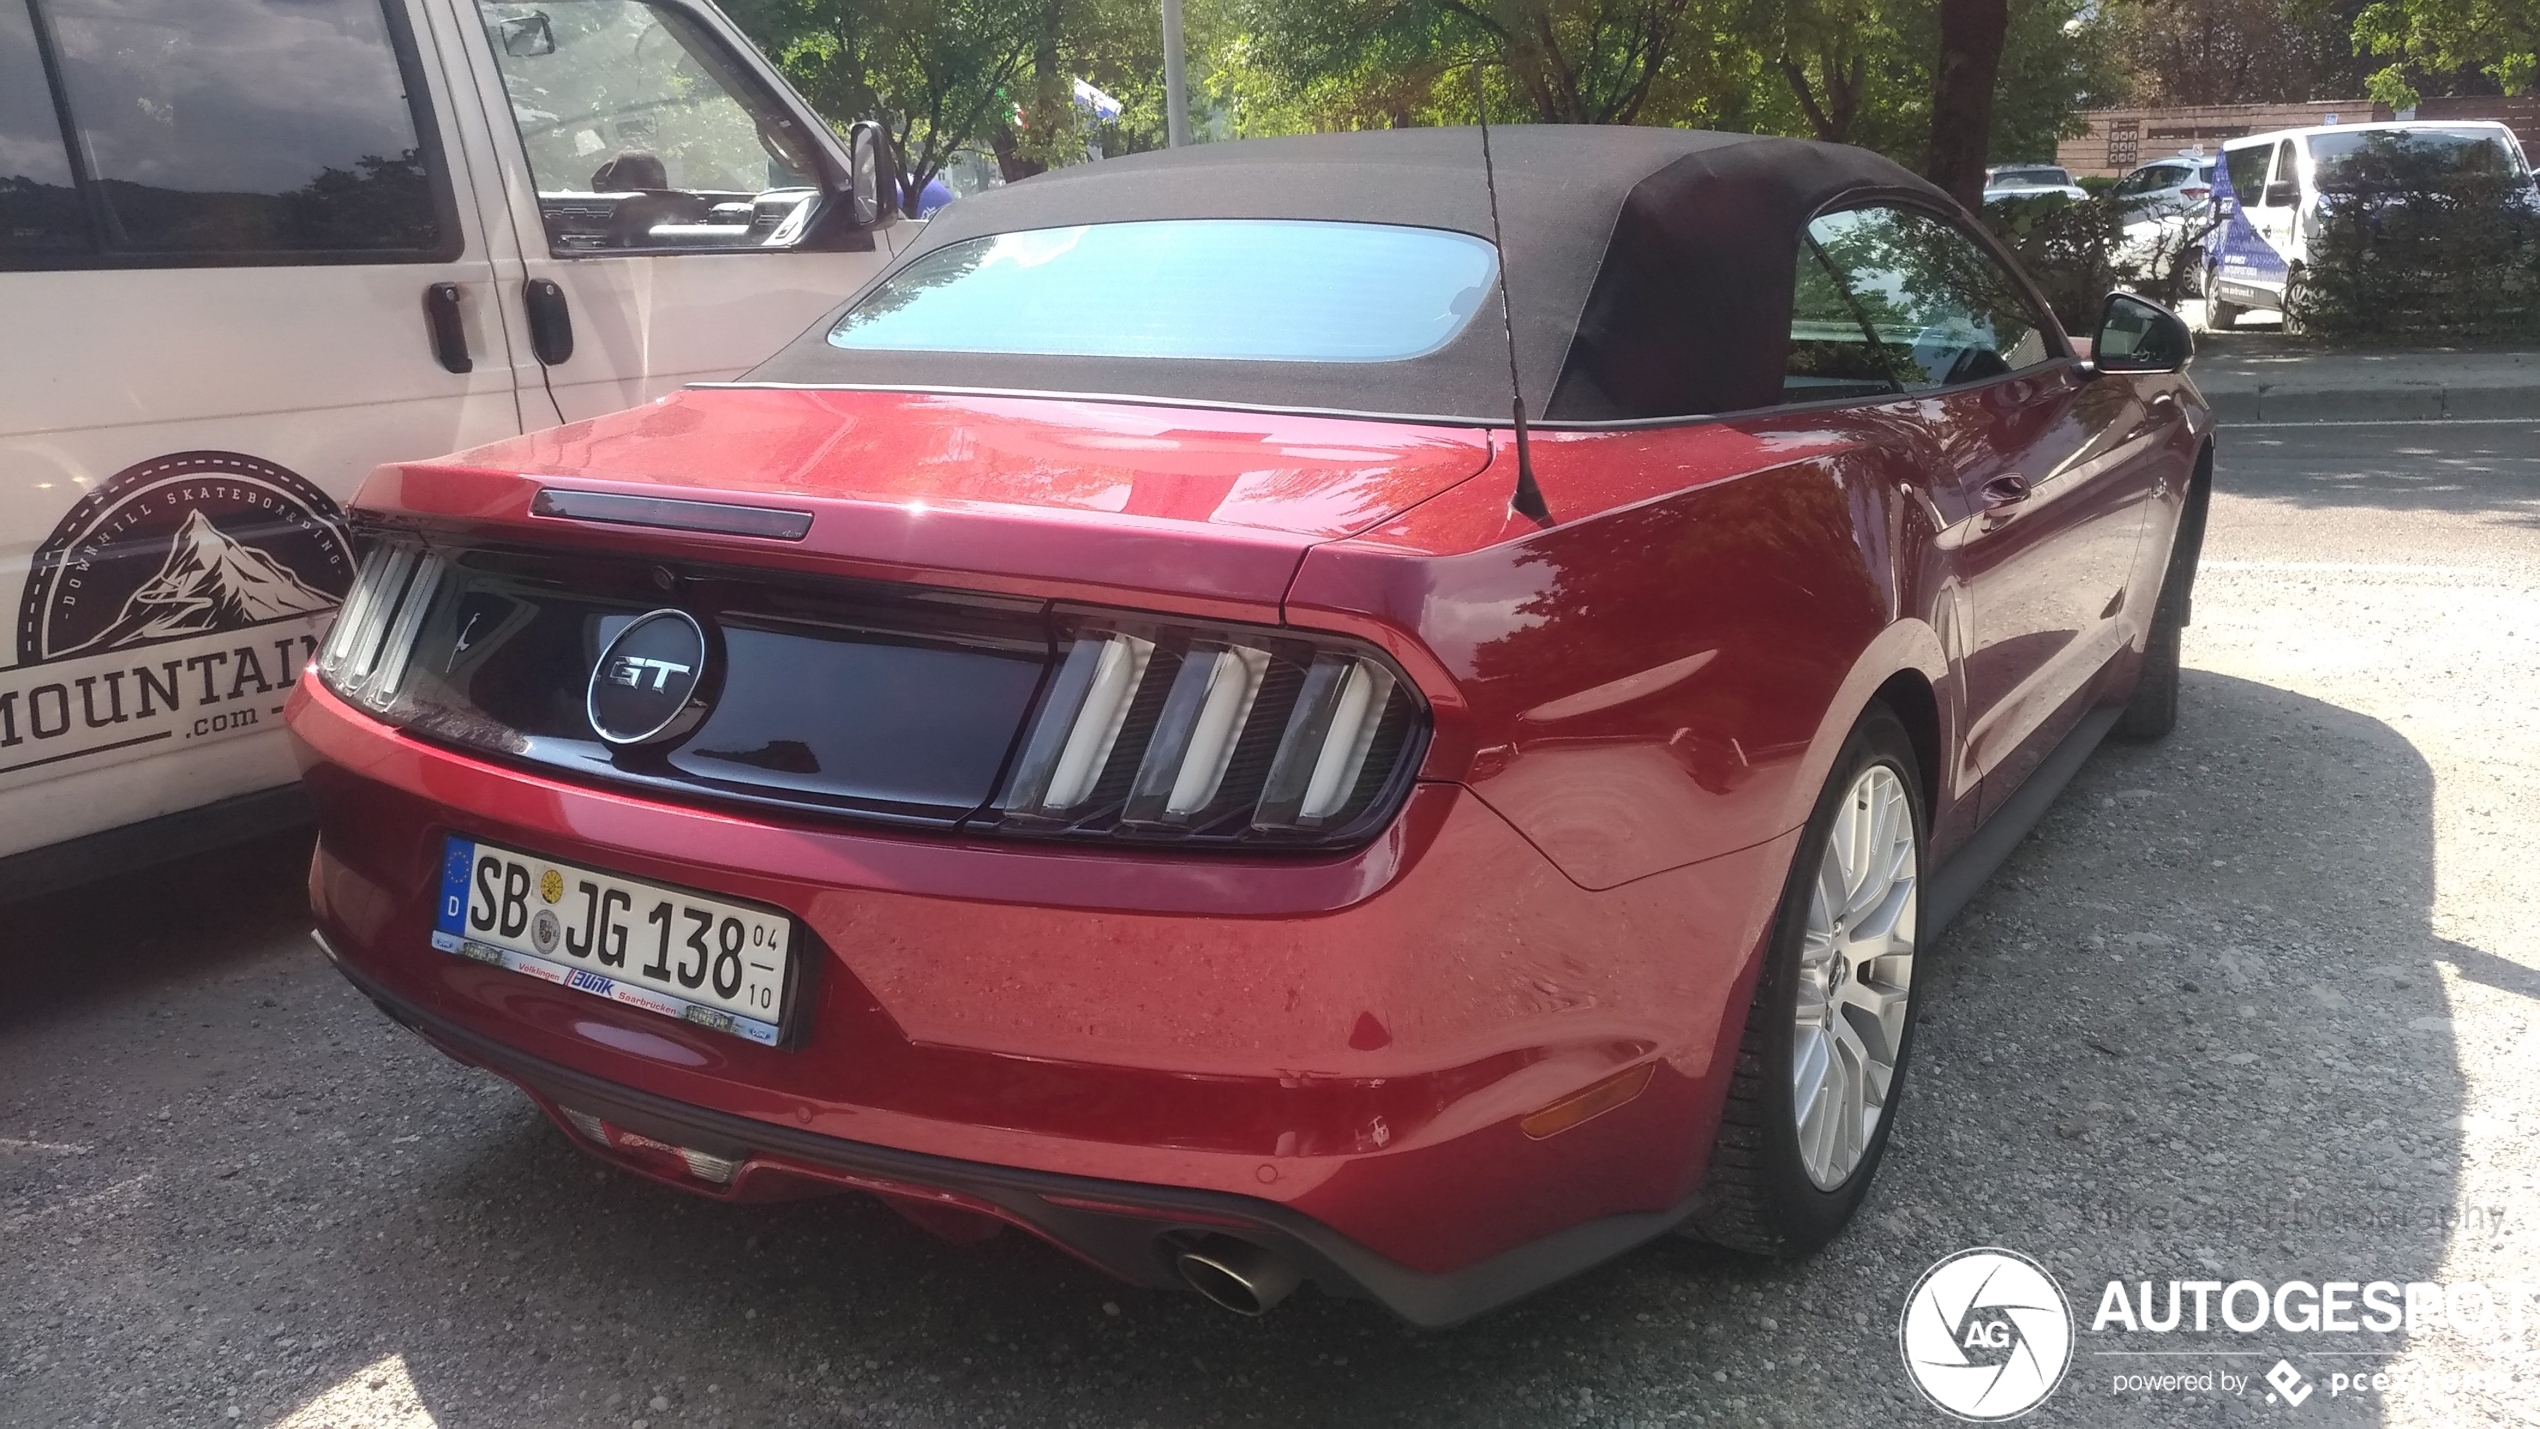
[291, 127, 2209, 1325]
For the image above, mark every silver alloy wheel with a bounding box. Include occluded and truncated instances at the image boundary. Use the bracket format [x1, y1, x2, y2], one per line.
[1791, 763, 1918, 1190]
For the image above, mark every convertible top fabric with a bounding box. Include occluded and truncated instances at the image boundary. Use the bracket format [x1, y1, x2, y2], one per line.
[742, 126, 1952, 423]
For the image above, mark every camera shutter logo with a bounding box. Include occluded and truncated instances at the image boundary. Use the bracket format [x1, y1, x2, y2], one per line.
[586, 610, 711, 746]
[1899, 1247, 2074, 1420]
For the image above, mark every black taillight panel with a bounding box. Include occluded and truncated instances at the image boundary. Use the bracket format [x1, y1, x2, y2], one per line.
[321, 534, 1428, 850]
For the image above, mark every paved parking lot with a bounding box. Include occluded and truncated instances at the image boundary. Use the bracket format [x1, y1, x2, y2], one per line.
[6, 420, 2538, 1428]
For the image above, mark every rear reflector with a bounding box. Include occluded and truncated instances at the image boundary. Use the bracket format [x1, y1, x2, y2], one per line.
[559, 1105, 741, 1185]
[1518, 1064, 1656, 1140]
[532, 487, 814, 541]
[680, 1148, 741, 1184]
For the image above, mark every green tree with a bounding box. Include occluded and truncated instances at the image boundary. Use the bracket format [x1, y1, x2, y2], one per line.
[2352, 0, 2537, 105]
[732, 0, 2121, 201]
[730, 0, 1055, 210]
[1225, 0, 1769, 127]
[1758, 0, 1914, 145]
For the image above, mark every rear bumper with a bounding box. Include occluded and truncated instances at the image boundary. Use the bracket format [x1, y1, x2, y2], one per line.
[324, 939, 1705, 1327]
[290, 677, 1792, 1323]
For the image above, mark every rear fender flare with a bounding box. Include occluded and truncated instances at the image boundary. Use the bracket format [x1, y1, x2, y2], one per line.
[1774, 620, 1956, 847]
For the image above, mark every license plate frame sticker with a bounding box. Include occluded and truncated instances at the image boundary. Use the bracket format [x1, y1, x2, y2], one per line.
[432, 835, 793, 1046]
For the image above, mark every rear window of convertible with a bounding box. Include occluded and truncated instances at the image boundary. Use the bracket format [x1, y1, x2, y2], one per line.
[827, 219, 1499, 363]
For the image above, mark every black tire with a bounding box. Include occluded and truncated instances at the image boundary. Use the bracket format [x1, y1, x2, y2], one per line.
[2116, 455, 2207, 742]
[2202, 264, 2241, 331]
[1682, 704, 1926, 1258]
[2278, 266, 2307, 337]
[2114, 613, 2180, 740]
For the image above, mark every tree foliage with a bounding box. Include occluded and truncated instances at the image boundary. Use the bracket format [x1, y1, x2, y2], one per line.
[727, 0, 2127, 202]
[2095, 0, 2515, 107]
[730, 0, 1054, 208]
[2353, 0, 2537, 105]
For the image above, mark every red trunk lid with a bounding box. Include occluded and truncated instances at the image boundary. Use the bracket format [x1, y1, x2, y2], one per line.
[360, 388, 1495, 618]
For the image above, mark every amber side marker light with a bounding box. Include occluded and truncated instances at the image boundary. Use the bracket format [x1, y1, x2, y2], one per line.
[1519, 1063, 1656, 1140]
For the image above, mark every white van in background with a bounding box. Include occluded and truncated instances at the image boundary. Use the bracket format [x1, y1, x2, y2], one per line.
[2203, 119, 2535, 330]
[0, 0, 901, 900]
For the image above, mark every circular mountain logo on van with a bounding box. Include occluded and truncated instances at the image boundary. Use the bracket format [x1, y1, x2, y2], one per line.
[14, 451, 352, 667]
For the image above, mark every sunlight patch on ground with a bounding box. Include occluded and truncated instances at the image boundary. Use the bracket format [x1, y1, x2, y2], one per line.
[274, 1354, 437, 1428]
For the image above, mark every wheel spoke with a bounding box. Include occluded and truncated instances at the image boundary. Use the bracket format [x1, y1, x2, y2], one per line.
[1838, 982, 1908, 1088]
[1827, 1024, 1866, 1175]
[1826, 794, 1863, 908]
[1845, 875, 1916, 955]
[1844, 773, 1908, 922]
[1792, 1028, 1836, 1175]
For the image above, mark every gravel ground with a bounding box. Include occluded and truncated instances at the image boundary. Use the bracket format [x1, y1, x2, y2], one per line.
[5, 419, 2538, 1428]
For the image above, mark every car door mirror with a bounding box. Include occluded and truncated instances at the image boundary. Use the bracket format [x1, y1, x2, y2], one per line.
[2262, 179, 2299, 208]
[497, 13, 554, 58]
[2090, 292, 2193, 375]
[848, 120, 893, 227]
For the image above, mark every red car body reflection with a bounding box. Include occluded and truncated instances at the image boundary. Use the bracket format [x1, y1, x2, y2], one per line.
[290, 130, 2211, 1324]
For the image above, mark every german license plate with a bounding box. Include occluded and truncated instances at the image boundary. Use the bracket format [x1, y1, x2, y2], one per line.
[432, 836, 792, 1046]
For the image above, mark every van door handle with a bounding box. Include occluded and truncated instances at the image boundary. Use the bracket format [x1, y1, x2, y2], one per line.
[422, 283, 471, 374]
[524, 279, 574, 366]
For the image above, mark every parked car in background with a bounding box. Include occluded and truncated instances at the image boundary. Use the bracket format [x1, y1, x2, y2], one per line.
[2111, 155, 2217, 284]
[2113, 155, 2215, 218]
[1982, 164, 2089, 204]
[2204, 120, 2535, 330]
[0, 0, 900, 901]
[292, 127, 2210, 1325]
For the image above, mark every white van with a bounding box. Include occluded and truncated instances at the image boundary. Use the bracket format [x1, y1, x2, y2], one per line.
[0, 0, 901, 899]
[2203, 119, 2535, 329]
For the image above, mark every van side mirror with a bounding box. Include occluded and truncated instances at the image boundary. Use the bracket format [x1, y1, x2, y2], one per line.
[497, 13, 554, 58]
[2090, 292, 2193, 374]
[848, 121, 893, 226]
[2262, 178, 2299, 207]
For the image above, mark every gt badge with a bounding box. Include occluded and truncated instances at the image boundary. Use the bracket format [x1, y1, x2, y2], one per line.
[586, 609, 711, 746]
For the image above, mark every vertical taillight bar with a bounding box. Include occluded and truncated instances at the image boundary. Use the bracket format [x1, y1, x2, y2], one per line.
[1124, 643, 1270, 824]
[1000, 632, 1156, 815]
[364, 553, 445, 708]
[318, 541, 445, 711]
[1254, 654, 1396, 829]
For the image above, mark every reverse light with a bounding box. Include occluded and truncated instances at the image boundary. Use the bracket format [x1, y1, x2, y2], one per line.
[998, 616, 1425, 846]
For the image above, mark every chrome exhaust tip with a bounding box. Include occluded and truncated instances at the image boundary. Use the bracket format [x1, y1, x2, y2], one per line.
[1175, 1235, 1301, 1316]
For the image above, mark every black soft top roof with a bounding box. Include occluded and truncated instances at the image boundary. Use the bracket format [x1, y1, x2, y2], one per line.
[741, 126, 1950, 424]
